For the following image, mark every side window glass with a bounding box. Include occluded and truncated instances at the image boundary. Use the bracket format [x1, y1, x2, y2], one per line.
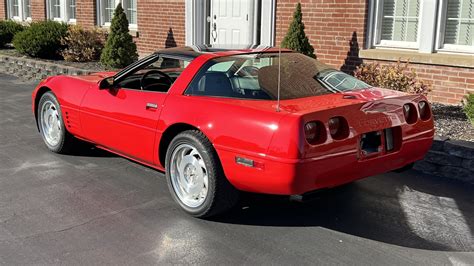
[117, 55, 192, 92]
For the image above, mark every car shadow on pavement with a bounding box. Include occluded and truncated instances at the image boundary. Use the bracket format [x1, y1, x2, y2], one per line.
[212, 170, 474, 252]
[67, 142, 118, 158]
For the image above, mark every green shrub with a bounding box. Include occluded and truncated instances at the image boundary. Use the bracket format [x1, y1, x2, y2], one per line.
[13, 21, 68, 59]
[100, 3, 138, 69]
[281, 2, 315, 58]
[354, 61, 430, 95]
[61, 25, 107, 62]
[0, 20, 26, 47]
[464, 94, 474, 125]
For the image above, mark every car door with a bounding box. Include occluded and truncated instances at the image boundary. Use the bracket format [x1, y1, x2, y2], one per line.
[80, 86, 166, 164]
[79, 54, 189, 165]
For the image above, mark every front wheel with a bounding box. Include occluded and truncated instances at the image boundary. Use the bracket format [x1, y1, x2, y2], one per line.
[37, 92, 75, 153]
[165, 130, 239, 218]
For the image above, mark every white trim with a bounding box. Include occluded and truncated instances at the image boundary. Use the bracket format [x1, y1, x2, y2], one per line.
[373, 0, 422, 50]
[436, 0, 474, 54]
[185, 0, 207, 45]
[46, 0, 76, 22]
[97, 0, 137, 29]
[185, 0, 276, 47]
[418, 0, 438, 53]
[260, 0, 276, 46]
[6, 0, 31, 21]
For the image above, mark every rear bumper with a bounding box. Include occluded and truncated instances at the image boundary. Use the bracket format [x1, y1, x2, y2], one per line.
[217, 129, 434, 195]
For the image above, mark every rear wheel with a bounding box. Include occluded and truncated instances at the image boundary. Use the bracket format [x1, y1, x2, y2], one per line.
[37, 92, 74, 153]
[165, 130, 239, 218]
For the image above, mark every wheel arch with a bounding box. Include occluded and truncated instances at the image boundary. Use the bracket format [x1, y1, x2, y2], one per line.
[34, 86, 53, 131]
[159, 123, 212, 168]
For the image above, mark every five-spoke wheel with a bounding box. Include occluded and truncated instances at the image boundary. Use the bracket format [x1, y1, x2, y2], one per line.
[37, 92, 74, 153]
[165, 130, 239, 217]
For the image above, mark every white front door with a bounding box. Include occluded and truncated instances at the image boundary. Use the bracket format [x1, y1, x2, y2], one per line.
[210, 0, 255, 47]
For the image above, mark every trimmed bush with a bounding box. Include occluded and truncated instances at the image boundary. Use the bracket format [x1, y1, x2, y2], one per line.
[13, 21, 68, 59]
[0, 20, 26, 47]
[354, 61, 430, 95]
[281, 2, 315, 58]
[464, 94, 474, 125]
[100, 3, 138, 69]
[61, 25, 107, 62]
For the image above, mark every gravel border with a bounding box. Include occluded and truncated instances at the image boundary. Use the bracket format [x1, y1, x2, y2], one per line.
[432, 103, 474, 142]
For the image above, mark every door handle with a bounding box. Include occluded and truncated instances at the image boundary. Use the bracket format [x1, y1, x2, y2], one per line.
[146, 103, 158, 109]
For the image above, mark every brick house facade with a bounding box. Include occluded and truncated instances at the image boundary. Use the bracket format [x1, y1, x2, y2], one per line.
[1, 0, 473, 104]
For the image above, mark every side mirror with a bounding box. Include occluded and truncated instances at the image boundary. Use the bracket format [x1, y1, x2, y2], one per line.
[99, 77, 115, 90]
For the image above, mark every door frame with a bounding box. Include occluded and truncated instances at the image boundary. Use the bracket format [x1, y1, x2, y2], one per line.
[185, 0, 276, 47]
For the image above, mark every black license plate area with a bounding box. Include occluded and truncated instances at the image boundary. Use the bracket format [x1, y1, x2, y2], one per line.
[360, 131, 382, 156]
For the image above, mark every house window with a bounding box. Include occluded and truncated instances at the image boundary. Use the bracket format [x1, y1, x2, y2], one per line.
[47, 0, 76, 22]
[98, 0, 138, 29]
[68, 0, 76, 20]
[439, 0, 474, 52]
[7, 0, 31, 21]
[370, 0, 473, 54]
[376, 0, 421, 48]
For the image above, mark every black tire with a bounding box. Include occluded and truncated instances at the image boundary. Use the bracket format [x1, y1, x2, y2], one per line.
[37, 91, 75, 154]
[165, 130, 239, 218]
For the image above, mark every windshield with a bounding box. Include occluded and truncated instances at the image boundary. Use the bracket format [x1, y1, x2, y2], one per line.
[185, 52, 371, 100]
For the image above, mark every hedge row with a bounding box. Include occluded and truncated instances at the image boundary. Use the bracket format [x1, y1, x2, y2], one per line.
[0, 4, 137, 68]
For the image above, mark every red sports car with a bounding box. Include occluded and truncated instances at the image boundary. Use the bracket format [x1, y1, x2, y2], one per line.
[32, 46, 434, 217]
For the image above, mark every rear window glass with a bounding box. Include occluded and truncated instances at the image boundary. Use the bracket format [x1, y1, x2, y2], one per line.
[185, 52, 371, 100]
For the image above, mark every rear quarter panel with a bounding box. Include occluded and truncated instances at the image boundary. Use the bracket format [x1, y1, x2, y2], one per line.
[160, 94, 286, 188]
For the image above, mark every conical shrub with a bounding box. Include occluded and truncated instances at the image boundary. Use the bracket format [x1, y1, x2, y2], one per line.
[281, 3, 315, 58]
[100, 3, 138, 69]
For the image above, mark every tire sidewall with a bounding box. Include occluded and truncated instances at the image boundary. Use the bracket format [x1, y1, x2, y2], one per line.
[37, 92, 66, 152]
[165, 132, 217, 217]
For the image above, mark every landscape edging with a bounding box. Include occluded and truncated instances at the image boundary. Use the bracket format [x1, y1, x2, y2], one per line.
[0, 54, 91, 81]
[414, 136, 474, 183]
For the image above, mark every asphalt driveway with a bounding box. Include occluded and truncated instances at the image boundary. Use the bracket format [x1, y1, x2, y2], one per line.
[0, 73, 473, 265]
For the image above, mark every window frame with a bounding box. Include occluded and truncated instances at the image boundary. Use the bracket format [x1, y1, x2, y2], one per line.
[97, 0, 138, 30]
[435, 0, 474, 53]
[7, 0, 32, 21]
[46, 0, 76, 23]
[373, 0, 423, 49]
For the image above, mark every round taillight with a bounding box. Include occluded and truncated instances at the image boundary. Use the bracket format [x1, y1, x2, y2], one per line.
[403, 103, 417, 124]
[418, 101, 431, 121]
[328, 116, 349, 140]
[304, 121, 326, 145]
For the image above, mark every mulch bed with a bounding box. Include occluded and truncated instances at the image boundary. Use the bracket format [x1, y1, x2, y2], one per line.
[432, 103, 474, 142]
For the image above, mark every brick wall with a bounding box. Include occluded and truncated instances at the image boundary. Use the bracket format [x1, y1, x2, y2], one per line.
[364, 59, 474, 104]
[31, 0, 46, 20]
[0, 0, 6, 20]
[135, 0, 185, 55]
[275, 0, 367, 73]
[76, 0, 96, 27]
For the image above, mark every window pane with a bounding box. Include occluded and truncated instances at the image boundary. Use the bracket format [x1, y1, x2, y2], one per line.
[12, 0, 19, 17]
[68, 0, 76, 19]
[51, 0, 61, 18]
[104, 0, 115, 23]
[380, 0, 420, 42]
[444, 0, 474, 46]
[23, 0, 31, 18]
[123, 0, 137, 24]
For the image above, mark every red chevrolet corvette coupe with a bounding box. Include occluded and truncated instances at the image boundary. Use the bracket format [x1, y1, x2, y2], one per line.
[32, 46, 434, 217]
